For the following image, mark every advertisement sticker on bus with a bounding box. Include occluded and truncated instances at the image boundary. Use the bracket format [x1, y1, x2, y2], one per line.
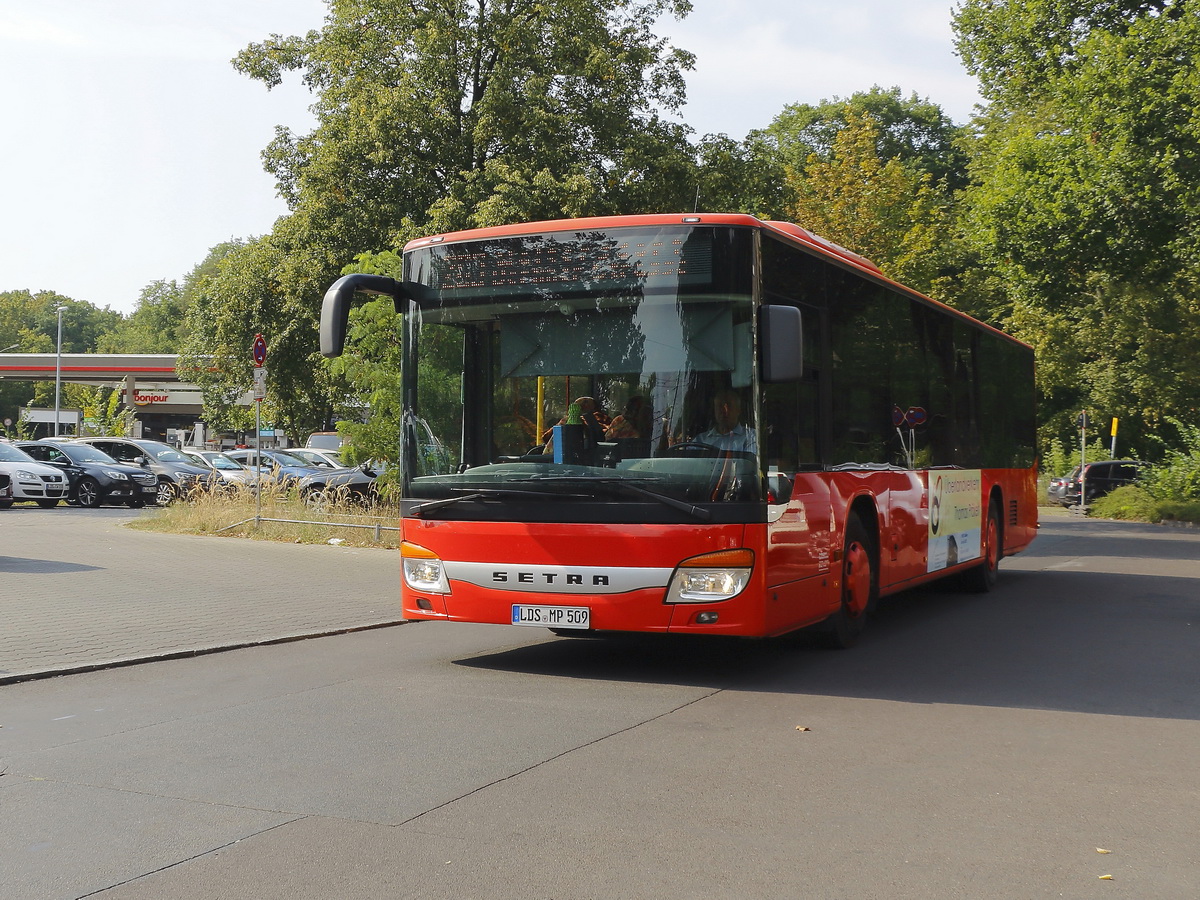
[928, 470, 982, 572]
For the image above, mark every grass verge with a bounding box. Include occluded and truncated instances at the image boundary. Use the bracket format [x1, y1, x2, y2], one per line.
[1089, 486, 1200, 524]
[127, 487, 401, 549]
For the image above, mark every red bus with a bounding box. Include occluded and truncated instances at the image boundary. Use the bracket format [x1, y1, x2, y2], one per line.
[321, 214, 1038, 646]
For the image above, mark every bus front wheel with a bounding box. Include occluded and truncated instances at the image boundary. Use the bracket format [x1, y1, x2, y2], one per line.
[818, 514, 876, 649]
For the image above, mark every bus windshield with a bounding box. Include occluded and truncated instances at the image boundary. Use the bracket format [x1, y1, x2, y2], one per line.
[400, 225, 761, 514]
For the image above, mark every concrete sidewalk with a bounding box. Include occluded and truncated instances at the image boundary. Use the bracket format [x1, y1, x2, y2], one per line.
[1, 507, 406, 684]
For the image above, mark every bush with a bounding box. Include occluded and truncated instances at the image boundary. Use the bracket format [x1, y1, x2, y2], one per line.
[1089, 486, 1162, 522]
[1155, 500, 1200, 525]
[1141, 417, 1200, 501]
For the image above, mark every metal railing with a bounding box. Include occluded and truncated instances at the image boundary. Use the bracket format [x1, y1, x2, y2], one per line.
[216, 514, 400, 542]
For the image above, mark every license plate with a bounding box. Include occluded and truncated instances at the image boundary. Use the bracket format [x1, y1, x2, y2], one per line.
[511, 604, 590, 629]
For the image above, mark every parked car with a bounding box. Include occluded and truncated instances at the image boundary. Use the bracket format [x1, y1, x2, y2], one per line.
[180, 448, 256, 488]
[72, 437, 220, 505]
[224, 448, 324, 487]
[1061, 459, 1150, 506]
[17, 440, 158, 508]
[297, 462, 385, 506]
[288, 447, 345, 469]
[0, 470, 12, 504]
[1046, 471, 1072, 506]
[0, 440, 69, 508]
[305, 432, 344, 451]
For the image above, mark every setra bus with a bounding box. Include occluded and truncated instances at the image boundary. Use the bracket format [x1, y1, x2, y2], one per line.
[320, 214, 1037, 646]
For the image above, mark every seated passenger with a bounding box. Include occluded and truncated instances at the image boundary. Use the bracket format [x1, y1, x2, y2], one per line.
[604, 396, 650, 440]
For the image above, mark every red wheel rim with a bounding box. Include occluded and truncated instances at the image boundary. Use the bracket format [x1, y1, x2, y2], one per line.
[844, 541, 871, 616]
[986, 515, 999, 572]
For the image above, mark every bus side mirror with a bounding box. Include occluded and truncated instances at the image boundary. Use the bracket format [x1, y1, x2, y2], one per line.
[760, 305, 803, 383]
[320, 274, 411, 358]
[767, 472, 794, 504]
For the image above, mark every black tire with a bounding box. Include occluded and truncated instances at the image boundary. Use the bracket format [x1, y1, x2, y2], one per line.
[155, 480, 178, 506]
[36, 498, 61, 509]
[962, 498, 1003, 593]
[0, 497, 13, 509]
[76, 477, 102, 508]
[817, 514, 877, 649]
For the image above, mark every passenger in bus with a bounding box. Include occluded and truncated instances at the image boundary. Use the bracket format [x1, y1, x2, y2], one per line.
[604, 396, 651, 440]
[695, 389, 758, 455]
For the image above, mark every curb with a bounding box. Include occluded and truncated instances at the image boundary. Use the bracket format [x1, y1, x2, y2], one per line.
[0, 618, 412, 687]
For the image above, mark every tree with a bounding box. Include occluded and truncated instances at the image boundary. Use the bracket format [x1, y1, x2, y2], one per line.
[99, 243, 241, 355]
[753, 86, 970, 191]
[954, 0, 1180, 109]
[0, 290, 121, 427]
[780, 111, 958, 298]
[184, 0, 700, 443]
[955, 0, 1200, 458]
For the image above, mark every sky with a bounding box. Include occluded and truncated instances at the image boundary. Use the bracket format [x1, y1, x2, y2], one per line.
[0, 0, 982, 317]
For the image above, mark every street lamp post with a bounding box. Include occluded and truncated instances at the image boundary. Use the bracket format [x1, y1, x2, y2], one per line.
[54, 305, 66, 437]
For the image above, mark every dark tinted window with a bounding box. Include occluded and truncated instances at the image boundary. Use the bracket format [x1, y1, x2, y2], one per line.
[762, 236, 1036, 469]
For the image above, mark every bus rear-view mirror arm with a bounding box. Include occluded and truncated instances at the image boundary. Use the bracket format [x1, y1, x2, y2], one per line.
[760, 304, 804, 383]
[320, 274, 415, 358]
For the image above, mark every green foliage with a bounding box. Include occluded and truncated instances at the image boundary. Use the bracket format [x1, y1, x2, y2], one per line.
[68, 385, 137, 437]
[780, 111, 958, 296]
[1089, 485, 1162, 521]
[1140, 418, 1200, 501]
[754, 86, 970, 190]
[99, 272, 202, 353]
[954, 2, 1200, 460]
[1090, 485, 1200, 524]
[183, 0, 700, 445]
[0, 289, 122, 426]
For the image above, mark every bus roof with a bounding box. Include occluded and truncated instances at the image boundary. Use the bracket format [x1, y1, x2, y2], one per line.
[403, 213, 881, 273]
[401, 213, 1030, 350]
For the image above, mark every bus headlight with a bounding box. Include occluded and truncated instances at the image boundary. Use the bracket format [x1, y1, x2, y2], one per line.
[665, 549, 753, 604]
[401, 542, 450, 594]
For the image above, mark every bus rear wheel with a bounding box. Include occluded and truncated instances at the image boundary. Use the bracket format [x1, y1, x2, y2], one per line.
[818, 514, 876, 649]
[963, 498, 1002, 593]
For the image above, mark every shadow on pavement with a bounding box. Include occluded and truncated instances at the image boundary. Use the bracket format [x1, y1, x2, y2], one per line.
[457, 564, 1200, 722]
[0, 556, 104, 574]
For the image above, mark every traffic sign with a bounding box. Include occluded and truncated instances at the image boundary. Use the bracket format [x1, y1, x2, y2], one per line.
[253, 366, 267, 401]
[252, 333, 267, 367]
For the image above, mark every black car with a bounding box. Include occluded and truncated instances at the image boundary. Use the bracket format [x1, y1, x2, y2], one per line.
[297, 462, 384, 506]
[1062, 459, 1149, 506]
[72, 437, 220, 505]
[17, 440, 159, 508]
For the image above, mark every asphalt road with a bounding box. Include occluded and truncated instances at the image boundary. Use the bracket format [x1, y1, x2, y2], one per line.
[2, 510, 1198, 899]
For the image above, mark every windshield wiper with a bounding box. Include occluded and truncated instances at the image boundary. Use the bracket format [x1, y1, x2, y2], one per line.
[528, 475, 711, 522]
[410, 487, 589, 518]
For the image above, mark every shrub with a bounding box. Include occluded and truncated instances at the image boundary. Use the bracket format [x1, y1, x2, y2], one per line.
[1089, 486, 1161, 522]
[1141, 418, 1200, 501]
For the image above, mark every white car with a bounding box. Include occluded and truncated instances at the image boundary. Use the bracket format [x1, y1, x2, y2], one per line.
[287, 447, 345, 469]
[0, 440, 69, 508]
[180, 448, 255, 486]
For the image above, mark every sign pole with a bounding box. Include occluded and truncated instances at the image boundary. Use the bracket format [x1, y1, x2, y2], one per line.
[255, 400, 262, 527]
[252, 334, 267, 527]
[1078, 411, 1088, 508]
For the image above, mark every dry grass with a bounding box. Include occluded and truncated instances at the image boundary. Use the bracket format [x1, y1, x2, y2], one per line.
[127, 485, 401, 549]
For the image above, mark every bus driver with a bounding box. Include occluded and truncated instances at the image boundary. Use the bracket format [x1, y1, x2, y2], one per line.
[695, 389, 757, 455]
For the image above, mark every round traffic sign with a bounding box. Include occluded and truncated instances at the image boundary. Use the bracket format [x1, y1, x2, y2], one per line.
[252, 333, 267, 367]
